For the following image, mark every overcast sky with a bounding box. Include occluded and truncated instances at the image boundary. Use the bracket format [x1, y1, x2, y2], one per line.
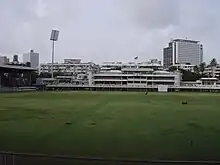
[0, 0, 219, 64]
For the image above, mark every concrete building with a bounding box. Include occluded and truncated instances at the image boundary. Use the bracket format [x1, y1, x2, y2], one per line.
[92, 70, 181, 88]
[23, 50, 39, 68]
[40, 59, 99, 75]
[92, 60, 181, 87]
[41, 59, 181, 88]
[0, 55, 9, 64]
[163, 39, 203, 68]
[64, 59, 81, 64]
[100, 59, 162, 72]
[40, 59, 99, 85]
[204, 65, 220, 78]
[169, 63, 196, 72]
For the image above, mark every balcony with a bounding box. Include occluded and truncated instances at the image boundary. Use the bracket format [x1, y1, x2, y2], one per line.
[147, 79, 175, 82]
[127, 79, 147, 82]
[122, 68, 154, 72]
[93, 79, 127, 82]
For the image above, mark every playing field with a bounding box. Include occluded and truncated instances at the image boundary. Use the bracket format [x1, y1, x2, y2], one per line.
[0, 91, 220, 161]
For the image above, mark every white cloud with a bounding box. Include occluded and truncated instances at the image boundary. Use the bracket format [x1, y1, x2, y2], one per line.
[0, 0, 219, 64]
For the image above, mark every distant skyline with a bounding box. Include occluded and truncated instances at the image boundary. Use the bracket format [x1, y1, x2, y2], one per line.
[0, 0, 220, 63]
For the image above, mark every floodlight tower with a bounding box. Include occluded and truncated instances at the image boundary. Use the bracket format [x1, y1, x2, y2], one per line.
[50, 30, 59, 78]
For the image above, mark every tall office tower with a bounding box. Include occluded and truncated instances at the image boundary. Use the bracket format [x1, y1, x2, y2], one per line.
[163, 39, 203, 68]
[23, 50, 39, 68]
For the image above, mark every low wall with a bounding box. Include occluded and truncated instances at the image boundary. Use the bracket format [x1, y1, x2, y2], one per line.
[0, 87, 37, 93]
[46, 84, 220, 93]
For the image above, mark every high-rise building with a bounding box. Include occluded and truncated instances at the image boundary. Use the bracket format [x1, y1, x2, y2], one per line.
[163, 39, 203, 68]
[23, 50, 39, 68]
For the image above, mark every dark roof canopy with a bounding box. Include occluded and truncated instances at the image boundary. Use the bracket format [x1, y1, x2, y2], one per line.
[0, 64, 37, 72]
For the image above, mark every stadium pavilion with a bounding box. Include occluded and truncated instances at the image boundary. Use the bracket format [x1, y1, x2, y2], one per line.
[0, 64, 37, 91]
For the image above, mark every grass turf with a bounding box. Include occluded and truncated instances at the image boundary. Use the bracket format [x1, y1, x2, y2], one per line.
[0, 91, 220, 161]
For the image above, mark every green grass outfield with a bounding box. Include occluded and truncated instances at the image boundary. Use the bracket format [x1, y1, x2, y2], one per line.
[0, 91, 220, 161]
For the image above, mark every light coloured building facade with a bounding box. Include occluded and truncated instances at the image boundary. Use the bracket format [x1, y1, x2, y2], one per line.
[42, 59, 181, 88]
[64, 59, 81, 64]
[40, 59, 99, 75]
[204, 65, 220, 78]
[0, 55, 9, 64]
[23, 50, 39, 68]
[92, 60, 181, 87]
[101, 59, 162, 71]
[92, 70, 181, 87]
[169, 63, 196, 72]
[163, 39, 203, 68]
[40, 59, 99, 85]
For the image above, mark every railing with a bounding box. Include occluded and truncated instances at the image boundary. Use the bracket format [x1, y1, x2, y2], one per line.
[45, 83, 220, 92]
[1, 151, 220, 165]
[0, 87, 36, 93]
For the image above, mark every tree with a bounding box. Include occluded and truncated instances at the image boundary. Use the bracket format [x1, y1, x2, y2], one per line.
[210, 58, 218, 77]
[53, 72, 64, 77]
[182, 70, 200, 81]
[22, 71, 39, 85]
[26, 62, 31, 67]
[168, 66, 177, 72]
[199, 62, 206, 75]
[210, 58, 218, 67]
[39, 72, 51, 78]
[193, 65, 200, 75]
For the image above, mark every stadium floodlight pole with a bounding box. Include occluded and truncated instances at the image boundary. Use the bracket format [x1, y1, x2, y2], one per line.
[51, 40, 55, 78]
[50, 29, 59, 78]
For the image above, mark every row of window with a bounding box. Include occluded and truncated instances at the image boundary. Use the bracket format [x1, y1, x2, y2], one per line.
[94, 76, 175, 80]
[94, 82, 175, 85]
